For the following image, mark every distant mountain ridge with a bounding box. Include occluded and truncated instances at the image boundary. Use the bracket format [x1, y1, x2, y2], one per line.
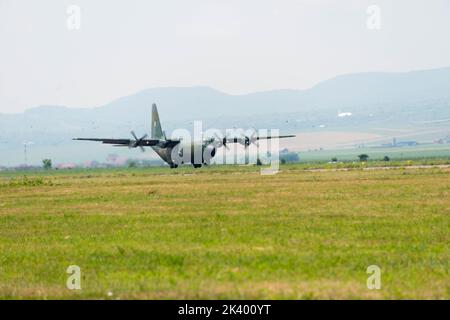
[11, 66, 450, 118]
[19, 66, 450, 107]
[1, 67, 449, 165]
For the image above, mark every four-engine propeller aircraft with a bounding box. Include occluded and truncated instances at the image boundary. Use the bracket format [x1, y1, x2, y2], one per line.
[74, 104, 295, 168]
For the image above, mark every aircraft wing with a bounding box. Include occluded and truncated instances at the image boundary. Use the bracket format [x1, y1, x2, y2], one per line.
[74, 138, 131, 144]
[241, 134, 296, 141]
[205, 134, 296, 148]
[73, 135, 182, 151]
[73, 138, 160, 146]
[72, 137, 164, 153]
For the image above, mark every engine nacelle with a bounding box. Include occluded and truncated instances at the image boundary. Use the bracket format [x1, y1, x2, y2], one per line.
[202, 145, 216, 164]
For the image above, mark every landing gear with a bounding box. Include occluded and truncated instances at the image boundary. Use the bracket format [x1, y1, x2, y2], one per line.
[192, 164, 202, 168]
[170, 163, 178, 168]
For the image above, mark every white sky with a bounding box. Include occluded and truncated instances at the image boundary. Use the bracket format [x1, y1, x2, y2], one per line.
[0, 0, 449, 113]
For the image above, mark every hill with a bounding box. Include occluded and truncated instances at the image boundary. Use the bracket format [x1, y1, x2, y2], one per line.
[1, 67, 449, 165]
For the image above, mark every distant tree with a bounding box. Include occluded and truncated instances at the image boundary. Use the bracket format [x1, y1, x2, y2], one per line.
[42, 159, 52, 170]
[383, 155, 390, 162]
[127, 160, 137, 168]
[280, 152, 300, 164]
[358, 154, 369, 162]
[280, 158, 287, 165]
[331, 157, 338, 162]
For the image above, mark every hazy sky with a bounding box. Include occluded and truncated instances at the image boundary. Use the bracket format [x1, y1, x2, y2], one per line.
[1, 0, 449, 113]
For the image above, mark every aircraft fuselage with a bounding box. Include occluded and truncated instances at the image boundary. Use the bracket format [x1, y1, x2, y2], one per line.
[151, 141, 216, 168]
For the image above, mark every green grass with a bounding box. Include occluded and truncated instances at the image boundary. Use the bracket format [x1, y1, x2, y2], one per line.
[0, 163, 449, 299]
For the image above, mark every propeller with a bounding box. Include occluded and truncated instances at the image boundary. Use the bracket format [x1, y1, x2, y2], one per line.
[130, 130, 148, 152]
[240, 129, 259, 148]
[212, 132, 230, 150]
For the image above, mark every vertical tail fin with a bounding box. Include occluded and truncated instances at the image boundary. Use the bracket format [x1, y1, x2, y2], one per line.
[151, 103, 164, 139]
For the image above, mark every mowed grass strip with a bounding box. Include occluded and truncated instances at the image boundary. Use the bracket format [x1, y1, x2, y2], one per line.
[0, 166, 448, 299]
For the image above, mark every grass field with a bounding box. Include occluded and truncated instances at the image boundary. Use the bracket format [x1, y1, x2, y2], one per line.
[0, 163, 448, 299]
[298, 144, 450, 162]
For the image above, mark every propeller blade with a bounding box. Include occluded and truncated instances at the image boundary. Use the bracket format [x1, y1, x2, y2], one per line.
[215, 133, 230, 150]
[241, 129, 258, 147]
[130, 131, 148, 149]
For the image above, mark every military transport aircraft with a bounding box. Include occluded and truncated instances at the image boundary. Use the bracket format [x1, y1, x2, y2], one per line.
[73, 104, 295, 168]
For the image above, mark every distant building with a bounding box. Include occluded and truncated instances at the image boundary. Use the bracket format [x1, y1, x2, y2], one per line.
[434, 135, 450, 144]
[396, 141, 418, 147]
[389, 137, 417, 147]
[106, 153, 127, 166]
[56, 163, 77, 169]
